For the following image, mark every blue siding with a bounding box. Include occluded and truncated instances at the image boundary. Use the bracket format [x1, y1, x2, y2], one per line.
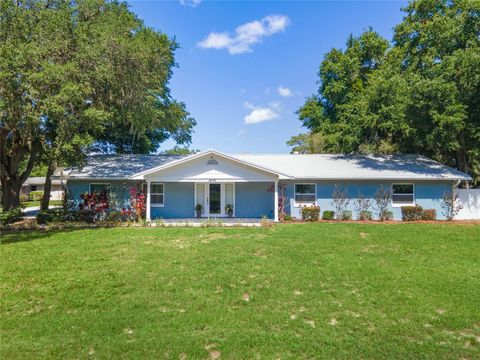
[235, 182, 275, 219]
[151, 183, 194, 219]
[67, 180, 136, 209]
[67, 179, 452, 220]
[282, 180, 452, 220]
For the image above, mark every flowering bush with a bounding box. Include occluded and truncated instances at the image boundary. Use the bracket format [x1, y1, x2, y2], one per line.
[126, 187, 146, 221]
[79, 191, 109, 212]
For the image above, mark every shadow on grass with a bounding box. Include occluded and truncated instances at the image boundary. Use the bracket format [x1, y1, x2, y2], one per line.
[0, 227, 102, 246]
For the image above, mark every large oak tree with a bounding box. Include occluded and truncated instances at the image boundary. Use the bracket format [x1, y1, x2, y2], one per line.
[0, 0, 195, 210]
[291, 0, 480, 186]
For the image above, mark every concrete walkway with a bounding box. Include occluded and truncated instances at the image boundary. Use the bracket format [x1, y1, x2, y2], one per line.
[22, 205, 61, 219]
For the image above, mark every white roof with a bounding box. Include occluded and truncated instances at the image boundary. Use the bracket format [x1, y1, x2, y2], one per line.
[234, 153, 471, 181]
[65, 150, 471, 181]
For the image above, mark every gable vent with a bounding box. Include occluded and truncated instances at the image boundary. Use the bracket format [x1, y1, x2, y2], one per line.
[207, 158, 218, 165]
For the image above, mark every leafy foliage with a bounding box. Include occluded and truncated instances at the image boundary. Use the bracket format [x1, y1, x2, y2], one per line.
[301, 206, 320, 221]
[0, 208, 22, 226]
[291, 1, 480, 185]
[322, 210, 335, 220]
[401, 205, 424, 221]
[0, 0, 195, 210]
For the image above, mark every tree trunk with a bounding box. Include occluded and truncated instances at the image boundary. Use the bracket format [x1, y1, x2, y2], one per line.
[1, 176, 22, 211]
[40, 162, 56, 211]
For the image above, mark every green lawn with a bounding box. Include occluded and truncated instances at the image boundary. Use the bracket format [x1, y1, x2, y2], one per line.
[1, 224, 479, 359]
[20, 200, 63, 208]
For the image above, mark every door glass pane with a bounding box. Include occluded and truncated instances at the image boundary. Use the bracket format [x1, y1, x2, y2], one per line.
[196, 183, 205, 214]
[225, 183, 234, 206]
[209, 184, 221, 214]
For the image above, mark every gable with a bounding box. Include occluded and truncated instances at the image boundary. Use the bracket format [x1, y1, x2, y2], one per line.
[140, 153, 279, 182]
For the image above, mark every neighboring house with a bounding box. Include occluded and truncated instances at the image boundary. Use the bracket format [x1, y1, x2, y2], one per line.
[21, 177, 65, 201]
[64, 149, 471, 221]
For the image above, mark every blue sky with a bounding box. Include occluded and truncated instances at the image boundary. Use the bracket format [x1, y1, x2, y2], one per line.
[128, 0, 408, 154]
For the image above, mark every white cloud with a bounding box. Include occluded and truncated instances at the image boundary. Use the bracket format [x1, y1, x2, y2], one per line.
[198, 14, 290, 54]
[179, 0, 202, 7]
[277, 86, 293, 97]
[244, 104, 279, 124]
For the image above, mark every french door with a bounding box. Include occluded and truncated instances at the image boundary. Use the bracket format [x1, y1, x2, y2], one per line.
[208, 184, 221, 215]
[195, 183, 235, 217]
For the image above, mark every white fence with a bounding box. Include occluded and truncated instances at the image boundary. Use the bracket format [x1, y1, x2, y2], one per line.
[455, 189, 480, 220]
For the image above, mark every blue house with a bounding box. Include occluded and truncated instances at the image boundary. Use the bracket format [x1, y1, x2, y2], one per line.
[65, 149, 471, 221]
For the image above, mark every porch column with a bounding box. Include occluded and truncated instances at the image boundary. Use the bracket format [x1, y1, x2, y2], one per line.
[146, 180, 151, 221]
[274, 179, 279, 222]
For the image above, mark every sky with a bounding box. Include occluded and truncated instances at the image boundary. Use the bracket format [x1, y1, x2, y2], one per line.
[127, 0, 408, 154]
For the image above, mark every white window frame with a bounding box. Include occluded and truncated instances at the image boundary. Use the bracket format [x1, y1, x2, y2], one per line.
[294, 183, 317, 207]
[391, 183, 415, 207]
[151, 182, 165, 207]
[89, 183, 110, 194]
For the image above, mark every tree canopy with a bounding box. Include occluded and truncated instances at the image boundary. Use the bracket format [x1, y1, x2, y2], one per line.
[0, 0, 195, 210]
[291, 0, 480, 186]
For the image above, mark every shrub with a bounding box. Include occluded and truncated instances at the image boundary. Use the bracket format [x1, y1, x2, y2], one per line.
[20, 194, 29, 202]
[374, 185, 391, 221]
[29, 191, 44, 201]
[380, 210, 394, 221]
[301, 206, 320, 221]
[74, 209, 97, 223]
[106, 211, 124, 223]
[401, 205, 423, 221]
[441, 191, 462, 220]
[0, 208, 22, 226]
[353, 193, 372, 215]
[36, 209, 69, 224]
[331, 185, 350, 220]
[283, 214, 292, 221]
[322, 210, 335, 220]
[340, 210, 352, 220]
[421, 209, 437, 221]
[358, 210, 372, 221]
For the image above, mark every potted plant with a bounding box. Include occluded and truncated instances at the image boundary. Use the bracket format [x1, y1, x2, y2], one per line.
[225, 203, 234, 218]
[195, 204, 203, 218]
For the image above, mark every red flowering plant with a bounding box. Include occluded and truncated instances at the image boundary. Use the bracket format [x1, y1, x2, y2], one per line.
[125, 185, 146, 221]
[79, 191, 109, 212]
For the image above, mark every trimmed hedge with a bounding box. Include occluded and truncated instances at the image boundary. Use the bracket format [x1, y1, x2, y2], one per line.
[358, 210, 372, 221]
[421, 209, 436, 220]
[401, 205, 424, 221]
[301, 206, 320, 221]
[322, 210, 335, 220]
[0, 208, 22, 226]
[29, 191, 44, 201]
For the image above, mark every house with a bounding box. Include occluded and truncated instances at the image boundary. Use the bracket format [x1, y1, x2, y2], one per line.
[64, 149, 471, 221]
[20, 177, 65, 201]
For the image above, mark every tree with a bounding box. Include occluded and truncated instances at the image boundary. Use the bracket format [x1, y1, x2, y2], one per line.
[162, 146, 199, 155]
[0, 0, 195, 210]
[290, 0, 480, 186]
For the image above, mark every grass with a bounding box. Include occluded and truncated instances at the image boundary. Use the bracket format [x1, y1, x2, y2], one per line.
[1, 223, 479, 359]
[20, 200, 63, 208]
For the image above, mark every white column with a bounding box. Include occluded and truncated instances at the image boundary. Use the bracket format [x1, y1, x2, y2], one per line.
[274, 179, 279, 222]
[146, 180, 151, 221]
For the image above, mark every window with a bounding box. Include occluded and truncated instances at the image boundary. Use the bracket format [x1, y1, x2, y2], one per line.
[294, 184, 316, 206]
[89, 183, 110, 194]
[151, 183, 164, 206]
[392, 184, 414, 206]
[30, 185, 37, 192]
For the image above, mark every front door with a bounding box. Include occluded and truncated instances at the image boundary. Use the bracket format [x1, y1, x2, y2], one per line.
[208, 183, 221, 215]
